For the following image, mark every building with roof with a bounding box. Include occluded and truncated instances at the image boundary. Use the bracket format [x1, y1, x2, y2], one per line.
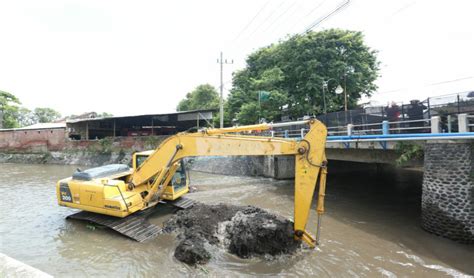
[0, 110, 215, 152]
[66, 110, 215, 140]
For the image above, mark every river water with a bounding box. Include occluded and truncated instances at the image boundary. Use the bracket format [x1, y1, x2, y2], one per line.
[0, 163, 473, 277]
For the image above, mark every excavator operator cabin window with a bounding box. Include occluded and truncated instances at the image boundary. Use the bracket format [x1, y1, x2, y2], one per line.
[135, 155, 148, 168]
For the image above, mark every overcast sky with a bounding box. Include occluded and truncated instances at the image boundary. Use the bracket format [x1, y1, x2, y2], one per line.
[0, 0, 473, 116]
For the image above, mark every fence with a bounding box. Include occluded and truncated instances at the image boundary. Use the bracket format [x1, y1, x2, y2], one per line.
[313, 91, 474, 133]
[262, 113, 472, 140]
[222, 91, 473, 139]
[466, 114, 474, 132]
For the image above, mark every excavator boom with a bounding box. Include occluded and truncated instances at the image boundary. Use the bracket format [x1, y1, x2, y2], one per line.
[130, 119, 328, 246]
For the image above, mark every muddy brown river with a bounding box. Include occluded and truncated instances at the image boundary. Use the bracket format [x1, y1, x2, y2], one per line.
[0, 163, 473, 277]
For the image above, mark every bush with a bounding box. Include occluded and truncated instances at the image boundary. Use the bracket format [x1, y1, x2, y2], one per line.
[395, 142, 424, 166]
[99, 137, 113, 154]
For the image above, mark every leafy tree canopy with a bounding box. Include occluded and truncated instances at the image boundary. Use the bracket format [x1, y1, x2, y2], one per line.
[97, 112, 113, 118]
[0, 90, 21, 128]
[33, 107, 61, 123]
[227, 29, 379, 125]
[1, 90, 62, 128]
[177, 84, 220, 112]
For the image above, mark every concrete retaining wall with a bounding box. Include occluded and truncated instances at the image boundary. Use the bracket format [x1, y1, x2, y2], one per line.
[189, 155, 295, 179]
[189, 156, 265, 177]
[421, 141, 474, 243]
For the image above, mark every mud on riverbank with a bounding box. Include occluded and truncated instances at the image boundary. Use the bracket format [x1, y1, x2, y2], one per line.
[163, 202, 300, 265]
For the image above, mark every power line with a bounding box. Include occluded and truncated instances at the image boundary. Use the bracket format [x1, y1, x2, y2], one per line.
[428, 76, 474, 86]
[259, 0, 298, 38]
[377, 76, 474, 94]
[231, 0, 271, 43]
[390, 1, 416, 18]
[301, 0, 350, 34]
[244, 0, 286, 42]
[285, 0, 327, 35]
[267, 1, 302, 38]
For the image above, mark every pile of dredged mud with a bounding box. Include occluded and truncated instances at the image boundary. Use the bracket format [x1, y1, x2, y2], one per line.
[162, 202, 300, 265]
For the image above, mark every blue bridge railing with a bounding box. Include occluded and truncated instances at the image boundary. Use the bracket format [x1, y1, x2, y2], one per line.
[262, 113, 474, 142]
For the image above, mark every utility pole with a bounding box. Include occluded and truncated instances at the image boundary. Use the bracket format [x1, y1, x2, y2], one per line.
[217, 51, 233, 128]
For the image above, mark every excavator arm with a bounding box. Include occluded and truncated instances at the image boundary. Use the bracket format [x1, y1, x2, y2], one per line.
[129, 119, 328, 247]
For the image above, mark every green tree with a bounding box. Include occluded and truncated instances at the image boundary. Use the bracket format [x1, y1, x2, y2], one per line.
[97, 112, 113, 118]
[0, 90, 21, 128]
[33, 107, 61, 123]
[228, 29, 379, 125]
[17, 107, 37, 127]
[177, 84, 220, 111]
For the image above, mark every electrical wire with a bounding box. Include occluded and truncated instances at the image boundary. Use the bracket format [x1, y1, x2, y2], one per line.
[244, 0, 287, 42]
[259, 0, 299, 39]
[231, 0, 272, 43]
[285, 0, 327, 35]
[301, 0, 350, 34]
[377, 76, 474, 94]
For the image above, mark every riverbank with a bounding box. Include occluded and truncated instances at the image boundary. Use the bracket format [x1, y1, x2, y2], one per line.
[0, 150, 424, 178]
[0, 151, 132, 166]
[0, 135, 168, 166]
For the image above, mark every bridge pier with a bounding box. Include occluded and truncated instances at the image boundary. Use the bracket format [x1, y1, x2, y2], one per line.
[421, 141, 473, 243]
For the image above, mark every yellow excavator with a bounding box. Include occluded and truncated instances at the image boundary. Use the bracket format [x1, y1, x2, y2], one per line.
[57, 119, 328, 247]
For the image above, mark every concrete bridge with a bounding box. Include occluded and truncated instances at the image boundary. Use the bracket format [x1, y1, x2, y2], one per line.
[268, 113, 474, 163]
[192, 113, 474, 244]
[274, 114, 473, 244]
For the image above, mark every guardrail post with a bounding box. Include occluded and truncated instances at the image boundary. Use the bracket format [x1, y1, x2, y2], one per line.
[347, 124, 353, 136]
[284, 130, 289, 138]
[431, 116, 441, 133]
[458, 113, 468, 133]
[300, 128, 305, 138]
[427, 97, 431, 119]
[271, 130, 275, 138]
[382, 120, 389, 135]
[447, 115, 452, 133]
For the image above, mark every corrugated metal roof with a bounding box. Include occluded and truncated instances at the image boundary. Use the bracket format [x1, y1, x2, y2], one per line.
[0, 122, 66, 132]
[65, 109, 216, 124]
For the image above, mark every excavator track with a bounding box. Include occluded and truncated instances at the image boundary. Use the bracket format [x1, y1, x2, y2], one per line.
[168, 197, 196, 209]
[66, 197, 196, 242]
[67, 208, 160, 242]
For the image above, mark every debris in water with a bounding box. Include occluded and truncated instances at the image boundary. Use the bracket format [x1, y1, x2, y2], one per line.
[163, 202, 300, 265]
[174, 236, 211, 265]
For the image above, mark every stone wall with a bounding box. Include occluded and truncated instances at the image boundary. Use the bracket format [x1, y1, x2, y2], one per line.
[421, 141, 473, 243]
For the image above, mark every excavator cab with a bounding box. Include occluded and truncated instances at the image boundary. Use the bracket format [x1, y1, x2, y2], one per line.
[133, 150, 189, 201]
